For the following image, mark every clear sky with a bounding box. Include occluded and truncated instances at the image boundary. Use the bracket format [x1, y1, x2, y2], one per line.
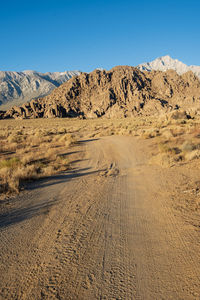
[0, 0, 199, 72]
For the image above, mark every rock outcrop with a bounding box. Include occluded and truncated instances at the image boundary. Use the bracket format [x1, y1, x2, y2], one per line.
[1, 66, 200, 119]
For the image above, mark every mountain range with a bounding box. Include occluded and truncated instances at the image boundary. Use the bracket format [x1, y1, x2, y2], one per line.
[0, 55, 200, 112]
[0, 70, 80, 109]
[137, 55, 200, 78]
[1, 65, 200, 120]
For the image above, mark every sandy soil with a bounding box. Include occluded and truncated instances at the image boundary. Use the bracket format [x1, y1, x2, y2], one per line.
[0, 136, 199, 299]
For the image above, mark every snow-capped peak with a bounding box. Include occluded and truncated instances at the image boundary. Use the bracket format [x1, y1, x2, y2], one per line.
[137, 55, 200, 78]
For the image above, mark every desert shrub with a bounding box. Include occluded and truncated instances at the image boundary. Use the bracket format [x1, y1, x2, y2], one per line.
[45, 148, 58, 160]
[0, 164, 41, 193]
[33, 129, 44, 137]
[171, 127, 185, 137]
[58, 127, 67, 134]
[191, 128, 200, 138]
[20, 153, 38, 165]
[14, 164, 39, 181]
[158, 142, 181, 155]
[180, 141, 196, 152]
[7, 134, 22, 143]
[0, 167, 18, 193]
[29, 136, 44, 147]
[0, 167, 11, 182]
[142, 128, 159, 139]
[160, 128, 174, 139]
[150, 153, 173, 167]
[63, 133, 77, 146]
[3, 142, 18, 152]
[42, 165, 56, 176]
[0, 157, 20, 169]
[46, 128, 57, 135]
[169, 147, 181, 155]
[184, 150, 200, 161]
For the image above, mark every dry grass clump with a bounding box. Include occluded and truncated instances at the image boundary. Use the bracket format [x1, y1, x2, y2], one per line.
[1, 116, 200, 194]
[184, 150, 200, 161]
[4, 142, 18, 152]
[158, 142, 181, 155]
[0, 121, 80, 196]
[160, 128, 174, 139]
[20, 153, 37, 165]
[42, 165, 57, 176]
[0, 167, 19, 193]
[142, 128, 160, 139]
[180, 141, 196, 152]
[1, 117, 143, 195]
[180, 139, 200, 162]
[0, 164, 41, 193]
[0, 157, 21, 169]
[57, 133, 76, 145]
[149, 117, 200, 166]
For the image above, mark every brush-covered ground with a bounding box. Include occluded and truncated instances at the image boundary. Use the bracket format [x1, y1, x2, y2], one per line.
[0, 117, 149, 195]
[1, 114, 200, 226]
[1, 115, 200, 216]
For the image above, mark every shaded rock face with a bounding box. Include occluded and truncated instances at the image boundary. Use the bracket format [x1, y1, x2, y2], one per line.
[1, 66, 200, 119]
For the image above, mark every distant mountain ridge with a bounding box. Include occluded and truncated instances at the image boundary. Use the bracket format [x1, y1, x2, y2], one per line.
[1, 55, 200, 110]
[137, 55, 200, 79]
[2, 66, 200, 120]
[0, 70, 80, 109]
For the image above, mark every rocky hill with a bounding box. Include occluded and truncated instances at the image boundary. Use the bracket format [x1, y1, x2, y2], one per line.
[1, 56, 200, 111]
[1, 66, 200, 119]
[137, 55, 200, 79]
[0, 70, 80, 108]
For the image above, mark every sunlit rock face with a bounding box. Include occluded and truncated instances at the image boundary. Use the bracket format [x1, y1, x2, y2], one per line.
[2, 65, 200, 119]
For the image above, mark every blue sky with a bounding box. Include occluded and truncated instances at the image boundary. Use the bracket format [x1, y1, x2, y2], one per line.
[0, 0, 199, 72]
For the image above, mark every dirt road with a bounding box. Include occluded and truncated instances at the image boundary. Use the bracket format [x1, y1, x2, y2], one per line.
[0, 136, 199, 299]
